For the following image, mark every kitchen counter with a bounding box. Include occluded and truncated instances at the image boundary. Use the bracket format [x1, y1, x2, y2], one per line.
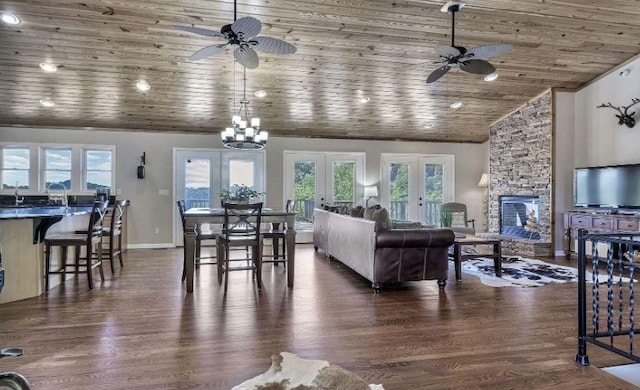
[0, 207, 93, 304]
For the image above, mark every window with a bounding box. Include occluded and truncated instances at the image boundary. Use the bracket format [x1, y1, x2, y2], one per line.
[84, 149, 113, 190]
[44, 148, 72, 190]
[2, 147, 30, 189]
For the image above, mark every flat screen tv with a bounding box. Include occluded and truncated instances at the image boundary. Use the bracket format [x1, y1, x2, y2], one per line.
[574, 164, 640, 209]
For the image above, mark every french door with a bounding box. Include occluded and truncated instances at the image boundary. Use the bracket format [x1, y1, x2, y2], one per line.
[283, 151, 365, 242]
[380, 154, 454, 226]
[173, 148, 264, 245]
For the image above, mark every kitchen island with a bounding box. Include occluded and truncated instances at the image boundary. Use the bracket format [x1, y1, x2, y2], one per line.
[0, 206, 93, 304]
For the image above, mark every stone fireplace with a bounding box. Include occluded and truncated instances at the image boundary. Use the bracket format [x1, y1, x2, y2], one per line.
[500, 195, 540, 240]
[488, 91, 552, 257]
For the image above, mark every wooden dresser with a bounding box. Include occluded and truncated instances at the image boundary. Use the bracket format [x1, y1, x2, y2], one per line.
[563, 211, 640, 259]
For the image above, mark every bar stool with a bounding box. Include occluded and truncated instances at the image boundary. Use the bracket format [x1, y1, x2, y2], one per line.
[103, 199, 127, 270]
[44, 201, 108, 291]
[262, 200, 295, 267]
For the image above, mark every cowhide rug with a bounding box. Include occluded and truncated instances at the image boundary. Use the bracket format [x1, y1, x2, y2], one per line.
[233, 352, 384, 390]
[453, 256, 633, 288]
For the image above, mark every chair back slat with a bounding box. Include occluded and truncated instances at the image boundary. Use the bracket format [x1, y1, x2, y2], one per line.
[223, 202, 263, 238]
[88, 201, 109, 245]
[110, 200, 126, 236]
[177, 200, 187, 232]
[285, 199, 295, 213]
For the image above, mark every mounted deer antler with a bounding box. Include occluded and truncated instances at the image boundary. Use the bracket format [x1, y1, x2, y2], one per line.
[597, 98, 640, 128]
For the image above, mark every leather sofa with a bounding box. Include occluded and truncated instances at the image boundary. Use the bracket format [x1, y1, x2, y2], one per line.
[313, 208, 455, 291]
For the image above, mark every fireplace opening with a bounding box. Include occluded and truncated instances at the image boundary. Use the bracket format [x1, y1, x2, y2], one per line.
[500, 195, 541, 240]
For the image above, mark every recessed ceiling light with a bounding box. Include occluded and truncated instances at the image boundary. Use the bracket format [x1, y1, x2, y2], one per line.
[255, 90, 267, 98]
[39, 62, 57, 72]
[40, 99, 55, 107]
[484, 73, 499, 82]
[136, 79, 150, 91]
[359, 96, 371, 104]
[450, 101, 463, 109]
[0, 11, 21, 25]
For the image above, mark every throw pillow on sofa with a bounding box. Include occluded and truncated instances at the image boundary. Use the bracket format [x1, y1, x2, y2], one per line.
[368, 208, 393, 231]
[363, 204, 382, 220]
[349, 206, 364, 218]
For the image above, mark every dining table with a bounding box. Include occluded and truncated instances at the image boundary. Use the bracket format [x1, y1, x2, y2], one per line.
[182, 207, 297, 293]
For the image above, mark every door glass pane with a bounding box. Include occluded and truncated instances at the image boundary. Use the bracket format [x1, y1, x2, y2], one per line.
[229, 160, 254, 187]
[294, 161, 316, 230]
[389, 163, 409, 221]
[185, 159, 210, 209]
[424, 164, 443, 226]
[333, 161, 354, 208]
[45, 149, 72, 190]
[2, 148, 29, 189]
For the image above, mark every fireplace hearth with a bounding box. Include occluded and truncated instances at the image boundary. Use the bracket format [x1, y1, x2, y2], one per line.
[500, 195, 541, 240]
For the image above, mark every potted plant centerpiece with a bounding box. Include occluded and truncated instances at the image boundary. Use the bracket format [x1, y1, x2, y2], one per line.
[219, 184, 264, 204]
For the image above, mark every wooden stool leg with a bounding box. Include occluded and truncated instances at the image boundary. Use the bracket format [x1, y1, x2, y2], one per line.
[195, 240, 201, 268]
[108, 235, 115, 273]
[216, 240, 224, 285]
[182, 243, 187, 282]
[256, 244, 263, 289]
[75, 245, 81, 275]
[85, 245, 93, 290]
[272, 237, 280, 265]
[60, 246, 68, 281]
[282, 236, 287, 267]
[224, 243, 230, 294]
[97, 244, 105, 282]
[117, 234, 124, 267]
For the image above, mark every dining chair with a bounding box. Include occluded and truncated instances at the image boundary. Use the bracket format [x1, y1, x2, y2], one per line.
[261, 199, 295, 267]
[177, 200, 218, 282]
[44, 201, 109, 291]
[216, 202, 263, 293]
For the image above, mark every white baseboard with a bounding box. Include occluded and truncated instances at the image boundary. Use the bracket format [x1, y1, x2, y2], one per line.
[554, 250, 566, 257]
[127, 243, 175, 250]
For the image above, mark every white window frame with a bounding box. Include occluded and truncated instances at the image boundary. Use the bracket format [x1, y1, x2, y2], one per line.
[82, 147, 115, 192]
[0, 146, 31, 190]
[41, 147, 74, 191]
[0, 142, 116, 195]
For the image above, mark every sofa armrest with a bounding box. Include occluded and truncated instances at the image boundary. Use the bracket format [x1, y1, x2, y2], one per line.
[376, 228, 455, 248]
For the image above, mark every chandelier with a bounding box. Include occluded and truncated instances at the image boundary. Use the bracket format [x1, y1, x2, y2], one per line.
[221, 67, 268, 150]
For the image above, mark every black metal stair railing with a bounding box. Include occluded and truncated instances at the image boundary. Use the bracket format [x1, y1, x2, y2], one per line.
[576, 229, 640, 366]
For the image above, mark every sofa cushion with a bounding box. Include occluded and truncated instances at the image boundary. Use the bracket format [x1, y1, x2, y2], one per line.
[363, 204, 382, 220]
[392, 220, 424, 229]
[349, 206, 364, 218]
[370, 208, 392, 231]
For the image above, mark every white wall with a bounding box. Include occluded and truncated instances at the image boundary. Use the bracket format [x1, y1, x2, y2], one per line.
[553, 55, 640, 255]
[0, 127, 487, 246]
[575, 57, 640, 166]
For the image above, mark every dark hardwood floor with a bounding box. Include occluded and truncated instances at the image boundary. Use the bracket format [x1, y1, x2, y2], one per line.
[0, 245, 636, 389]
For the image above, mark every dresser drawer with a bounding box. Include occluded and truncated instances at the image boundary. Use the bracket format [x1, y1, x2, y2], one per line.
[592, 217, 613, 230]
[570, 214, 592, 228]
[617, 219, 639, 232]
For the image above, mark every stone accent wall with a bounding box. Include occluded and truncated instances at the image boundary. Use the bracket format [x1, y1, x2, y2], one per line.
[489, 91, 552, 252]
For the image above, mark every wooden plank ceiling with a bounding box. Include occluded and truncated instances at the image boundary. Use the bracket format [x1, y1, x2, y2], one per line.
[1, 0, 639, 143]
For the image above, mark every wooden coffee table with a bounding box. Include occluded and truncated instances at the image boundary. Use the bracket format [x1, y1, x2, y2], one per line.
[452, 237, 502, 282]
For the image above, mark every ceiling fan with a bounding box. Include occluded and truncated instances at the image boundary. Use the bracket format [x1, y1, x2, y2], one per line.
[426, 1, 513, 84]
[175, 0, 297, 69]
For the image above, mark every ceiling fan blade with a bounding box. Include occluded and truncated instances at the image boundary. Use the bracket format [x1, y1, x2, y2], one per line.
[435, 45, 460, 58]
[188, 44, 228, 61]
[175, 25, 226, 39]
[426, 65, 451, 84]
[231, 16, 262, 40]
[460, 59, 495, 75]
[252, 36, 297, 54]
[234, 46, 259, 69]
[465, 43, 514, 60]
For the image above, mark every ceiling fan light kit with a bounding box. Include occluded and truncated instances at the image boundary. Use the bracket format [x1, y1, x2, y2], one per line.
[427, 1, 513, 84]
